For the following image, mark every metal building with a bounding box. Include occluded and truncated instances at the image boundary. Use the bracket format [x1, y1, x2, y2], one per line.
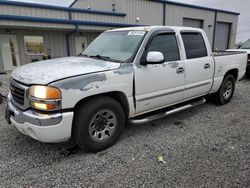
[0, 0, 239, 72]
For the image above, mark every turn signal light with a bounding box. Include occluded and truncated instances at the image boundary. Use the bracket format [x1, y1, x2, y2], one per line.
[31, 102, 56, 110]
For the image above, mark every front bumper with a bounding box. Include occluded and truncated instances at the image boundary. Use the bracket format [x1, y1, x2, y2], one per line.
[5, 97, 74, 143]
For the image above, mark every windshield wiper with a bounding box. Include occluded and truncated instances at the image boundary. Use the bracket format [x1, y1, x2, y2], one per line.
[89, 54, 111, 61]
[89, 54, 122, 63]
[79, 53, 89, 57]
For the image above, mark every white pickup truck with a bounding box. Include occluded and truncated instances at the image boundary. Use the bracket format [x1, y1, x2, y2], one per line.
[5, 26, 247, 151]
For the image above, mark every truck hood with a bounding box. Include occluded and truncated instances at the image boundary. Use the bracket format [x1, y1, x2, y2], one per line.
[11, 57, 121, 85]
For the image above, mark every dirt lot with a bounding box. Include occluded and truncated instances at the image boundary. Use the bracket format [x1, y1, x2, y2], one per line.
[0, 73, 250, 187]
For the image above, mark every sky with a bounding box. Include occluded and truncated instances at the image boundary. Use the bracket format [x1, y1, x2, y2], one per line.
[7, 0, 250, 43]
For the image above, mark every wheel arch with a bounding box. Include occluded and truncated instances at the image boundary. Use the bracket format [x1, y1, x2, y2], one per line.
[73, 91, 130, 117]
[224, 68, 239, 80]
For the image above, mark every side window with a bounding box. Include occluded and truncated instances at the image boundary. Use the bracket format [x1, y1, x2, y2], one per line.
[181, 33, 207, 59]
[24, 36, 44, 55]
[147, 33, 180, 62]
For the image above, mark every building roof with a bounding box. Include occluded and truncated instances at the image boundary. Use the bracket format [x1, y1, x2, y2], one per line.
[152, 0, 240, 15]
[0, 0, 240, 16]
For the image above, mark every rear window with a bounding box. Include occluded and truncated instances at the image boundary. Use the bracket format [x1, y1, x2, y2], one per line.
[181, 33, 207, 59]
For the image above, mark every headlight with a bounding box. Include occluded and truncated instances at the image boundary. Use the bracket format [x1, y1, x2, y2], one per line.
[30, 86, 61, 99]
[29, 86, 61, 111]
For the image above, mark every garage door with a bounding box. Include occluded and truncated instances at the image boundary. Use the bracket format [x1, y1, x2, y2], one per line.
[183, 18, 203, 28]
[214, 22, 231, 51]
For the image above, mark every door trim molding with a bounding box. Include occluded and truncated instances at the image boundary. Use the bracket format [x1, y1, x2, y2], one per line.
[185, 81, 211, 90]
[137, 81, 211, 102]
[137, 88, 184, 102]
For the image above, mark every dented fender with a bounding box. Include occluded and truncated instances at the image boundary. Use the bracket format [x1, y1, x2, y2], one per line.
[50, 63, 135, 117]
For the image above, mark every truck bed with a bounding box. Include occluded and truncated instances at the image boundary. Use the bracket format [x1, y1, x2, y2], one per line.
[213, 51, 247, 80]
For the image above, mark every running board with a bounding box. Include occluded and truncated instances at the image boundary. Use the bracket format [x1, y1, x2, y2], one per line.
[129, 98, 206, 125]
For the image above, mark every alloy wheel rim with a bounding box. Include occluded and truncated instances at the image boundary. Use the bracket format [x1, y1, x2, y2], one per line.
[223, 80, 233, 100]
[89, 109, 117, 142]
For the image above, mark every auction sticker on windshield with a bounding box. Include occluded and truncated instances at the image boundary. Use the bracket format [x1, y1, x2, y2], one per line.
[128, 31, 146, 36]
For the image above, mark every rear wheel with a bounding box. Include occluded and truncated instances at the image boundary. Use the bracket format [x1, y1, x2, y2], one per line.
[246, 69, 250, 78]
[213, 74, 236, 105]
[72, 96, 126, 152]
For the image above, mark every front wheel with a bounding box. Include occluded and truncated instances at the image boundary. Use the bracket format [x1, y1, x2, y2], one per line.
[72, 96, 126, 152]
[213, 74, 236, 105]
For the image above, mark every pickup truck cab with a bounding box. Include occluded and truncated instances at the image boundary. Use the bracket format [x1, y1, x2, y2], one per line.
[5, 26, 247, 151]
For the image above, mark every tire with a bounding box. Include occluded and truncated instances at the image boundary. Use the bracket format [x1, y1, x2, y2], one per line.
[246, 69, 250, 79]
[213, 74, 236, 105]
[0, 94, 3, 104]
[72, 96, 126, 152]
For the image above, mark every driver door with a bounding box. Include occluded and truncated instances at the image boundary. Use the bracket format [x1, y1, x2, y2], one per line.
[134, 32, 185, 114]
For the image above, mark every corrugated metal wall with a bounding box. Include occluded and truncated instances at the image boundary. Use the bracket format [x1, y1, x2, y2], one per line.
[0, 20, 74, 30]
[0, 29, 99, 66]
[166, 4, 215, 46]
[0, 29, 68, 65]
[72, 0, 163, 25]
[0, 5, 69, 19]
[0, 23, 102, 70]
[72, 0, 238, 39]
[73, 0, 121, 12]
[217, 12, 238, 49]
[0, 0, 163, 29]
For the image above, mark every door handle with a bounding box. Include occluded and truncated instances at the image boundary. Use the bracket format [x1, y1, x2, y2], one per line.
[176, 67, 185, 74]
[204, 63, 211, 69]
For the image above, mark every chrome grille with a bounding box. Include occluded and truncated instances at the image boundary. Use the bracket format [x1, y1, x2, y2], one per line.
[10, 83, 25, 105]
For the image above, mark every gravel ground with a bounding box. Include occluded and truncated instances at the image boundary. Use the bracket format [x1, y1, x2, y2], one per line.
[0, 73, 250, 187]
[0, 72, 11, 97]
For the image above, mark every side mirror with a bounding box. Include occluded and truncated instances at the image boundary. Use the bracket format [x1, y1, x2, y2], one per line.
[141, 51, 164, 65]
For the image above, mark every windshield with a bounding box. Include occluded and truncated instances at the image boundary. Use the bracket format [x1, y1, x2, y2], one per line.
[240, 39, 250, 49]
[82, 30, 146, 62]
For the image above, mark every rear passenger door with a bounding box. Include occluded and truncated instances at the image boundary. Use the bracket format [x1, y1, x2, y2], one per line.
[181, 32, 214, 99]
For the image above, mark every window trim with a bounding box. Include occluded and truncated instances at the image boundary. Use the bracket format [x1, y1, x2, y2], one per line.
[24, 35, 45, 56]
[142, 31, 181, 63]
[181, 32, 208, 59]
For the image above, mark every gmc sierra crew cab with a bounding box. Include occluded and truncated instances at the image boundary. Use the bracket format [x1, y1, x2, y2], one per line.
[5, 26, 247, 151]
